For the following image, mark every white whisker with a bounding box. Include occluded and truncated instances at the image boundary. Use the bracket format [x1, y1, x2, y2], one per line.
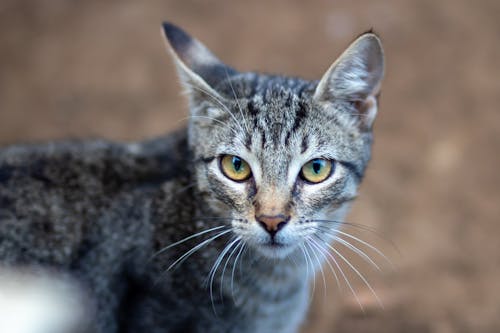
[166, 229, 232, 272]
[313, 227, 381, 272]
[219, 239, 242, 300]
[298, 244, 310, 283]
[307, 237, 342, 291]
[231, 242, 246, 300]
[188, 115, 232, 128]
[301, 243, 316, 296]
[304, 240, 327, 297]
[152, 225, 227, 258]
[332, 235, 381, 271]
[207, 237, 240, 313]
[317, 235, 384, 310]
[309, 219, 400, 255]
[311, 235, 364, 311]
[223, 67, 251, 133]
[186, 83, 247, 134]
[174, 182, 197, 195]
[331, 228, 395, 270]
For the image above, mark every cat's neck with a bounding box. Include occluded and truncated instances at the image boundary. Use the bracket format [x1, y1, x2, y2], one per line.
[228, 247, 311, 332]
[235, 247, 311, 292]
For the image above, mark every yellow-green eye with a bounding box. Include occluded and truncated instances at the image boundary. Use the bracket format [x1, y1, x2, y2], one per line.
[220, 155, 252, 181]
[300, 158, 333, 183]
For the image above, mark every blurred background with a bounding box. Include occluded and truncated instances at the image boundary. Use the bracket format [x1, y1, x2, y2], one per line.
[1, 0, 499, 332]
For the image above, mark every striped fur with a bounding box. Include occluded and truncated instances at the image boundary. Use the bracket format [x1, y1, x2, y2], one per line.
[160, 22, 384, 332]
[0, 22, 384, 333]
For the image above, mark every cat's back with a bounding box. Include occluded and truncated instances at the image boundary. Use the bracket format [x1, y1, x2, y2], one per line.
[0, 129, 188, 266]
[0, 129, 188, 192]
[0, 130, 191, 332]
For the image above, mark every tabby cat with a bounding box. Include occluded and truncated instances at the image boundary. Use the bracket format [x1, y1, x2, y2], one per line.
[0, 22, 384, 333]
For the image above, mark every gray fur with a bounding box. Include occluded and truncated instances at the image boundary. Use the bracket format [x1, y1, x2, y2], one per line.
[0, 22, 384, 333]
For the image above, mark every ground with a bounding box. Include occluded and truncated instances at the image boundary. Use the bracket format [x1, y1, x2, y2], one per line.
[1, 0, 499, 332]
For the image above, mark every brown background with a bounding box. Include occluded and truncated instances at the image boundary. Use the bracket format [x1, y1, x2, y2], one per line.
[1, 0, 499, 332]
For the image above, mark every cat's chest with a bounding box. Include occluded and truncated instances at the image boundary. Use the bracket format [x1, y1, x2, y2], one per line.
[219, 260, 310, 332]
[230, 282, 309, 333]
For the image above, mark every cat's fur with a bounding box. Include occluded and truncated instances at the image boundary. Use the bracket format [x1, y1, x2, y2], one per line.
[0, 22, 384, 333]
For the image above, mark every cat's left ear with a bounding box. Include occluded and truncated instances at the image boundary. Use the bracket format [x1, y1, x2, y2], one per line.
[162, 22, 237, 105]
[313, 32, 384, 130]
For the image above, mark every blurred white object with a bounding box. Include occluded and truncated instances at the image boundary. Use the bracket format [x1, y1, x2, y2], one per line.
[0, 267, 87, 333]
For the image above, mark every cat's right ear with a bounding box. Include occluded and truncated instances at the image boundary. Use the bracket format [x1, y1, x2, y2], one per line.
[162, 22, 236, 106]
[313, 32, 384, 130]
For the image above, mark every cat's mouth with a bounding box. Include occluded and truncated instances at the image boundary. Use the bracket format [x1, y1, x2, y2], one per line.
[256, 239, 295, 258]
[264, 240, 286, 248]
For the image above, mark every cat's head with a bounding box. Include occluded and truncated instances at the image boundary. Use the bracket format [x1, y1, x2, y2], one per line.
[163, 22, 384, 259]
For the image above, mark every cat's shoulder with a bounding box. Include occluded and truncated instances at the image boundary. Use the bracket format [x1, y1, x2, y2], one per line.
[0, 129, 188, 265]
[0, 129, 188, 190]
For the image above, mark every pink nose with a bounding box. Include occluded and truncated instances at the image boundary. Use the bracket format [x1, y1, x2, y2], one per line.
[256, 214, 289, 237]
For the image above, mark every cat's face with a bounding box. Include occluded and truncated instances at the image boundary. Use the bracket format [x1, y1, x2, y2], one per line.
[163, 23, 384, 259]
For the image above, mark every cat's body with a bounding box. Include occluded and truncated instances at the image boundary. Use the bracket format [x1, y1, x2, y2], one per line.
[0, 132, 186, 332]
[0, 131, 307, 333]
[0, 23, 384, 333]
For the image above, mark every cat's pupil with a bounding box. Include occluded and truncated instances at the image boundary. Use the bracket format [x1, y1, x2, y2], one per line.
[312, 159, 324, 174]
[232, 157, 242, 172]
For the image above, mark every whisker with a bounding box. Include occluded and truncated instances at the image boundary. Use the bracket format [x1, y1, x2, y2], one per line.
[231, 242, 246, 300]
[313, 227, 382, 272]
[304, 239, 327, 297]
[207, 237, 240, 314]
[286, 250, 300, 268]
[173, 115, 241, 140]
[186, 82, 247, 135]
[184, 114, 248, 148]
[308, 237, 342, 291]
[223, 67, 251, 134]
[307, 218, 380, 234]
[166, 229, 232, 272]
[298, 244, 310, 284]
[174, 182, 197, 195]
[219, 239, 242, 300]
[238, 245, 249, 278]
[300, 244, 316, 309]
[315, 234, 384, 310]
[311, 234, 364, 311]
[174, 114, 242, 142]
[153, 228, 232, 286]
[196, 217, 243, 222]
[177, 82, 251, 149]
[206, 237, 236, 287]
[152, 225, 227, 258]
[316, 224, 395, 270]
[187, 115, 233, 128]
[301, 243, 316, 296]
[331, 235, 381, 271]
[309, 219, 400, 254]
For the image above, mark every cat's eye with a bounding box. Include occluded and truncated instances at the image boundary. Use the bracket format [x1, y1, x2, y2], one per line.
[220, 155, 252, 182]
[300, 158, 334, 183]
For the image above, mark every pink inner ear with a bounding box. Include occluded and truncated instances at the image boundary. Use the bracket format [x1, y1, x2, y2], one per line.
[353, 96, 374, 112]
[356, 95, 378, 130]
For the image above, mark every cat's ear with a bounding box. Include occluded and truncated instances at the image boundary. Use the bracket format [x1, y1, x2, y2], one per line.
[313, 32, 384, 130]
[162, 22, 237, 105]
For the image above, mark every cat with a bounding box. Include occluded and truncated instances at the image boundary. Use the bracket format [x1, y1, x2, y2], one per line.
[0, 21, 384, 333]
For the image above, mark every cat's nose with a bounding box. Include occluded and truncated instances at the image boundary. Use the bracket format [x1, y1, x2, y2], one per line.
[256, 214, 290, 237]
